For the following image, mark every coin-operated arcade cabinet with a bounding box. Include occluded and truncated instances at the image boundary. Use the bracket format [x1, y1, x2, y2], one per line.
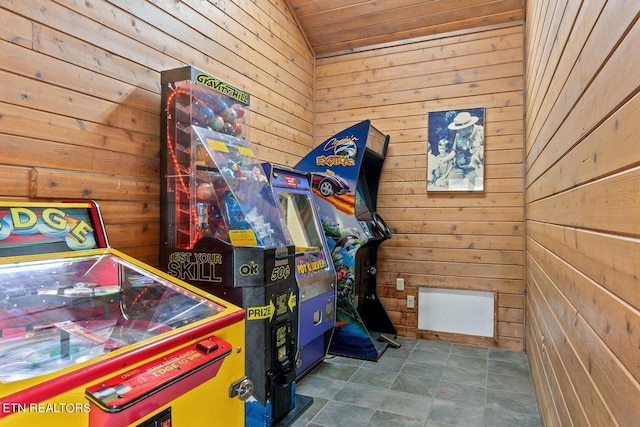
[263, 164, 336, 379]
[159, 66, 306, 426]
[0, 201, 248, 427]
[295, 120, 398, 361]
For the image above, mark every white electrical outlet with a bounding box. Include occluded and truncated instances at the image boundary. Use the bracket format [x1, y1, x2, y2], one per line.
[407, 295, 415, 308]
[396, 277, 404, 291]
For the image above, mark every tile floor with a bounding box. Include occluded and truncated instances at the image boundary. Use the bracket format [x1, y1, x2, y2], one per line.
[290, 337, 541, 427]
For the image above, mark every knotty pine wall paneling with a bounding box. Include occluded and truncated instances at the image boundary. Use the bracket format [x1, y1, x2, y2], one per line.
[525, 1, 640, 426]
[315, 24, 526, 350]
[0, 0, 315, 265]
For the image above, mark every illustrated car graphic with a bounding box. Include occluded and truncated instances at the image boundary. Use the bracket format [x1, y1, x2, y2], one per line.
[311, 171, 350, 197]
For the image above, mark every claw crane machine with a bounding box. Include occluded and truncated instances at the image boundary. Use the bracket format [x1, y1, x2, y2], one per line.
[0, 201, 248, 427]
[160, 66, 308, 426]
[262, 164, 336, 379]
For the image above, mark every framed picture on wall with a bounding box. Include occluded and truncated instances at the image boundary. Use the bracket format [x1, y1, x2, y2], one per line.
[427, 107, 485, 192]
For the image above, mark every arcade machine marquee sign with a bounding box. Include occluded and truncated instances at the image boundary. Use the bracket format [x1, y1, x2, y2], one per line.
[0, 202, 107, 256]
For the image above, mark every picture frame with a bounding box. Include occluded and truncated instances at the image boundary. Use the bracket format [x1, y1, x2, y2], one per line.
[427, 107, 485, 192]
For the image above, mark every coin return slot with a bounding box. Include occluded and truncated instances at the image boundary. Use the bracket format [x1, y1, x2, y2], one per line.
[313, 309, 322, 326]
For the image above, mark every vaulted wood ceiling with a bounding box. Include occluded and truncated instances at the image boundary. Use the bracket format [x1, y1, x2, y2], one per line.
[287, 0, 525, 56]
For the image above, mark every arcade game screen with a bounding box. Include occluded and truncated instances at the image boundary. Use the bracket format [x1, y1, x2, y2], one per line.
[278, 192, 323, 254]
[355, 179, 370, 217]
[0, 252, 225, 384]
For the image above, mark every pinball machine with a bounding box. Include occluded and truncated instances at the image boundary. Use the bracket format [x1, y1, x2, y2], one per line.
[0, 201, 248, 427]
[159, 66, 307, 426]
[295, 120, 397, 361]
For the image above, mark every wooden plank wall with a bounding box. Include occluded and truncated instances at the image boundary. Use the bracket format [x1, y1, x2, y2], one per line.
[314, 24, 526, 350]
[524, 1, 640, 426]
[0, 0, 314, 265]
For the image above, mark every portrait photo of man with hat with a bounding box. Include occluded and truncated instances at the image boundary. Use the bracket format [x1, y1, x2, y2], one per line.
[427, 108, 485, 191]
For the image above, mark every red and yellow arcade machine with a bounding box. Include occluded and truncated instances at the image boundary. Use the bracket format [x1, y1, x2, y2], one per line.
[0, 201, 250, 427]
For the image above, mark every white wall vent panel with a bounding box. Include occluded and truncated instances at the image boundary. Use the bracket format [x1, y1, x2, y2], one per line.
[418, 288, 495, 337]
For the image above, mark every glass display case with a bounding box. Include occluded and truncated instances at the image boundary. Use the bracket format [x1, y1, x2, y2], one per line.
[189, 126, 290, 249]
[0, 201, 247, 427]
[0, 251, 224, 383]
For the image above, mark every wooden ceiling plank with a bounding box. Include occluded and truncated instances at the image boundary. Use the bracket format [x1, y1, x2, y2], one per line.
[300, 0, 492, 31]
[314, 10, 524, 55]
[286, 0, 525, 56]
[308, 0, 523, 41]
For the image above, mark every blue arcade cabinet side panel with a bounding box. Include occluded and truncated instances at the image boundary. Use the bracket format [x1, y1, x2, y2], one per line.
[295, 120, 397, 362]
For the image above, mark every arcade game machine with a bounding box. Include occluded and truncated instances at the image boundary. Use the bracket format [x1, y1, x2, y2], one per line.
[160, 66, 306, 426]
[295, 120, 398, 361]
[262, 164, 336, 379]
[0, 201, 249, 427]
